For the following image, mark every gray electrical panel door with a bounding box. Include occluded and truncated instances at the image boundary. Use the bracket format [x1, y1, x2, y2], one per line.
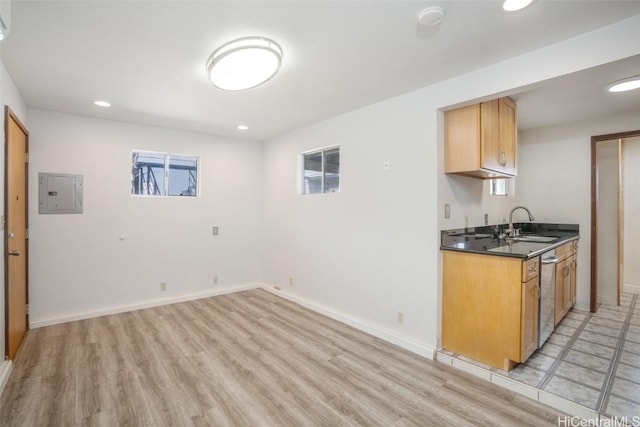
[38, 173, 83, 214]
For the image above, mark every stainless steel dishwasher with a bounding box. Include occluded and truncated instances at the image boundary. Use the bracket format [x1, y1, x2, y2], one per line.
[539, 250, 559, 348]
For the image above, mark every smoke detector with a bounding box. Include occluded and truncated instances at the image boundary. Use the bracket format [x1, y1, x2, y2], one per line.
[418, 6, 444, 27]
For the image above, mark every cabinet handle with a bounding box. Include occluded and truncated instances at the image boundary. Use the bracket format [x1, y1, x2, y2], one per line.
[499, 152, 507, 166]
[528, 265, 537, 272]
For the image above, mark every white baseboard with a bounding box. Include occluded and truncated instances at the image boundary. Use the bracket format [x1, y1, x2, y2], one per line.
[259, 284, 436, 360]
[623, 284, 640, 295]
[0, 360, 13, 398]
[29, 283, 259, 329]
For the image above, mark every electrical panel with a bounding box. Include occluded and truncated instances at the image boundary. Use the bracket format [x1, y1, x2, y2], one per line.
[38, 173, 83, 214]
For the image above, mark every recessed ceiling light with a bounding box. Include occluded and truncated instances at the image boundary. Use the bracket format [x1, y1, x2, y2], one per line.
[207, 37, 283, 91]
[418, 6, 444, 27]
[502, 0, 534, 12]
[94, 100, 111, 107]
[607, 76, 640, 93]
[237, 125, 249, 131]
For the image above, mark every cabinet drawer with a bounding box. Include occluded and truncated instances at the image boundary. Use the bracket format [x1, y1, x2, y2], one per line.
[556, 242, 574, 261]
[522, 257, 539, 282]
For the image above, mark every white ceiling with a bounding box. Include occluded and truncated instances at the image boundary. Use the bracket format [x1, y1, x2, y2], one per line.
[2, 0, 640, 140]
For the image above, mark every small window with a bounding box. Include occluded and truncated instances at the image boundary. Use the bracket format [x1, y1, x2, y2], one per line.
[490, 178, 509, 196]
[131, 151, 199, 197]
[302, 146, 340, 194]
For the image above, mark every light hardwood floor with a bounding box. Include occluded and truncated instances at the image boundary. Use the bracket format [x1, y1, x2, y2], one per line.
[0, 289, 564, 426]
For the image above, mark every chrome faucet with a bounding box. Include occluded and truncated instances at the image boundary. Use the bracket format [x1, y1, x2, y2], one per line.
[507, 206, 535, 236]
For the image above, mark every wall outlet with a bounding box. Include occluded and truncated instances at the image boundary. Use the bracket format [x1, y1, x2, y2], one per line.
[444, 203, 450, 219]
[212, 226, 219, 236]
[213, 276, 218, 284]
[397, 312, 404, 324]
[484, 213, 489, 225]
[383, 160, 390, 171]
[160, 282, 167, 292]
[289, 277, 294, 286]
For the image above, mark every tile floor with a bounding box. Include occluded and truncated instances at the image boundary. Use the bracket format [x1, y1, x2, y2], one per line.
[440, 292, 640, 420]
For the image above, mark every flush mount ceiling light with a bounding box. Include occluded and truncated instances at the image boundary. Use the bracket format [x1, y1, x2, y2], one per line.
[237, 125, 249, 131]
[207, 37, 283, 91]
[502, 0, 534, 12]
[607, 76, 640, 93]
[418, 6, 444, 27]
[94, 100, 111, 107]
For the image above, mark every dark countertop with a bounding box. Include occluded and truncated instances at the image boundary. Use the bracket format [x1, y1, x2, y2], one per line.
[440, 223, 580, 259]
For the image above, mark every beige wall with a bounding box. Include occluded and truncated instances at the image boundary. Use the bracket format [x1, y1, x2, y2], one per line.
[597, 139, 620, 305]
[623, 137, 640, 293]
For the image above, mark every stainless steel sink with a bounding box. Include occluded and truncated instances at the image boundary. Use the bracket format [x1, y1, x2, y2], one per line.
[511, 235, 559, 243]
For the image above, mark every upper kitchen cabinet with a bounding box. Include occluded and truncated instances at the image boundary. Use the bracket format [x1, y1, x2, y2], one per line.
[445, 97, 517, 178]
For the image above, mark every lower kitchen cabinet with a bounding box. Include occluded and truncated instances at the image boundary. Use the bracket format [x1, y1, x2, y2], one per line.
[554, 242, 578, 325]
[442, 251, 539, 370]
[521, 276, 539, 362]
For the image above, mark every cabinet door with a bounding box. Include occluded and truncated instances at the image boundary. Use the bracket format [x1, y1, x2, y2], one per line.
[569, 257, 577, 307]
[444, 104, 481, 174]
[521, 277, 539, 362]
[562, 262, 572, 314]
[555, 257, 573, 325]
[480, 99, 501, 172]
[555, 258, 567, 326]
[569, 242, 578, 306]
[498, 97, 517, 175]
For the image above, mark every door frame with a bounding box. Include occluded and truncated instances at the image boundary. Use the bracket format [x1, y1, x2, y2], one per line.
[4, 106, 29, 359]
[590, 129, 640, 312]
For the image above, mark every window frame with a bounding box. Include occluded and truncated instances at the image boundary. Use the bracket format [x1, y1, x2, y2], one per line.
[489, 178, 509, 196]
[131, 150, 201, 198]
[300, 145, 340, 195]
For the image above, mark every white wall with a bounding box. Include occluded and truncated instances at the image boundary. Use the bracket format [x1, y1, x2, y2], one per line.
[263, 94, 437, 355]
[624, 137, 640, 292]
[263, 15, 640, 356]
[518, 111, 640, 310]
[0, 59, 28, 384]
[596, 139, 619, 305]
[440, 175, 517, 229]
[27, 109, 264, 325]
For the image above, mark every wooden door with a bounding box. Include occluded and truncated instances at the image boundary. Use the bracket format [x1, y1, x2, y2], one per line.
[562, 262, 572, 314]
[480, 98, 501, 172]
[520, 277, 538, 362]
[4, 107, 29, 360]
[554, 257, 573, 325]
[444, 104, 481, 174]
[570, 257, 577, 307]
[554, 258, 567, 326]
[498, 97, 517, 175]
